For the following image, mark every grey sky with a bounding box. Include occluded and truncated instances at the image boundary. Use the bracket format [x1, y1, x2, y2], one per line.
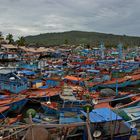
[0, 0, 140, 38]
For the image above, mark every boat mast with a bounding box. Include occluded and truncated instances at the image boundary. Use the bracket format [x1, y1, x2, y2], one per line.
[99, 42, 105, 60]
[117, 43, 123, 61]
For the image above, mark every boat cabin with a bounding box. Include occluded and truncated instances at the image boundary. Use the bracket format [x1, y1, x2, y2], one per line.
[0, 68, 28, 93]
[0, 52, 18, 61]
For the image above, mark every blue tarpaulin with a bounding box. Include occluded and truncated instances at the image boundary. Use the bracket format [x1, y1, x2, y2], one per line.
[19, 70, 36, 76]
[40, 79, 59, 89]
[46, 79, 59, 87]
[32, 79, 42, 84]
[81, 108, 122, 123]
[40, 85, 49, 89]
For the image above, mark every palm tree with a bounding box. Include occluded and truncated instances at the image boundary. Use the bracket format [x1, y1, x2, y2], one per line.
[6, 33, 14, 44]
[64, 39, 68, 45]
[17, 36, 26, 46]
[0, 32, 2, 37]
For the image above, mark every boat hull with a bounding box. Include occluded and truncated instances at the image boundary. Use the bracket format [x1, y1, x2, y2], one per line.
[8, 98, 28, 112]
[129, 80, 140, 86]
[0, 106, 9, 119]
[41, 104, 58, 114]
[99, 80, 131, 88]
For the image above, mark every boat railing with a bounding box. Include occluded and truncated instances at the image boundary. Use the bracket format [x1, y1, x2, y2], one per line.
[98, 93, 139, 103]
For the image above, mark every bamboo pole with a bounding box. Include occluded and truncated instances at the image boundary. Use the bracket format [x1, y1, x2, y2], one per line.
[29, 113, 34, 140]
[35, 122, 86, 128]
[86, 107, 92, 140]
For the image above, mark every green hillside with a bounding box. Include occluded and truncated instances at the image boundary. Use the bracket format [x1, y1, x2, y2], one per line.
[25, 31, 140, 46]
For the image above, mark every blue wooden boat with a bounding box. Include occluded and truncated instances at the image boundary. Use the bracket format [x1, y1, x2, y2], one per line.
[95, 94, 140, 109]
[8, 97, 28, 112]
[99, 78, 131, 88]
[41, 102, 58, 114]
[0, 114, 22, 125]
[41, 100, 87, 114]
[59, 107, 83, 124]
[0, 106, 10, 119]
[117, 106, 140, 126]
[129, 74, 140, 86]
[0, 68, 28, 94]
[32, 113, 58, 124]
[130, 79, 140, 86]
[0, 96, 28, 113]
[81, 108, 137, 140]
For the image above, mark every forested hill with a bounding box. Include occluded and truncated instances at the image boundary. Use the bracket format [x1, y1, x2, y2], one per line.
[25, 31, 140, 46]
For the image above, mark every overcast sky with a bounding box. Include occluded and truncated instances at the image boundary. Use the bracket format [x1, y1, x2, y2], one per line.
[0, 0, 140, 38]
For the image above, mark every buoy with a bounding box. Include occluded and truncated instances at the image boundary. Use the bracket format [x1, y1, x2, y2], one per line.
[83, 104, 92, 113]
[26, 108, 36, 118]
[92, 99, 98, 105]
[93, 130, 102, 138]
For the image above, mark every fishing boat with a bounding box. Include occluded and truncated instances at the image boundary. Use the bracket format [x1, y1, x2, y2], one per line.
[116, 106, 140, 127]
[41, 100, 87, 114]
[32, 112, 59, 124]
[0, 106, 10, 119]
[0, 114, 22, 125]
[59, 107, 83, 124]
[41, 102, 58, 114]
[99, 76, 131, 88]
[0, 95, 28, 113]
[24, 88, 61, 104]
[81, 108, 137, 140]
[129, 74, 140, 86]
[41, 84, 89, 114]
[95, 94, 140, 109]
[9, 96, 28, 112]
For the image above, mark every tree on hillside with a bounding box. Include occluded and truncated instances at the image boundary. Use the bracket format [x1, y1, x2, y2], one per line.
[17, 36, 26, 46]
[6, 33, 14, 44]
[64, 39, 68, 45]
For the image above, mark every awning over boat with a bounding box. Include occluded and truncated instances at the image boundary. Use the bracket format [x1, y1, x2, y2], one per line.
[81, 108, 122, 123]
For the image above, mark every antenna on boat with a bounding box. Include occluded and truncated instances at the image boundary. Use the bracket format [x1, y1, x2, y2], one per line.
[93, 130, 102, 138]
[92, 99, 98, 105]
[99, 42, 105, 60]
[117, 43, 123, 61]
[47, 97, 51, 105]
